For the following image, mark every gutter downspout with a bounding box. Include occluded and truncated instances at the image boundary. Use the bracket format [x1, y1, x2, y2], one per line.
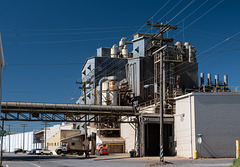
[189, 95, 193, 158]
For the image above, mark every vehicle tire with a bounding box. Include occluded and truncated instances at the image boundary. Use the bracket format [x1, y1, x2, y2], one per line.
[77, 152, 83, 156]
[49, 152, 53, 155]
[41, 152, 43, 155]
[56, 150, 62, 155]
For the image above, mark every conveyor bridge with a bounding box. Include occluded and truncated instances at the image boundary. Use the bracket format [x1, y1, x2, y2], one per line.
[1, 102, 138, 123]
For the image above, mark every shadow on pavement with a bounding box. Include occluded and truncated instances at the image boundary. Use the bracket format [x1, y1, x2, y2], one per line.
[3, 154, 97, 162]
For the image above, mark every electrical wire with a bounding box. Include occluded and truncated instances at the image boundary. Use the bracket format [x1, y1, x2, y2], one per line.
[0, 25, 142, 32]
[175, 0, 209, 26]
[135, 0, 171, 34]
[157, 0, 183, 23]
[173, 0, 224, 37]
[6, 36, 123, 45]
[3, 28, 149, 37]
[168, 0, 196, 23]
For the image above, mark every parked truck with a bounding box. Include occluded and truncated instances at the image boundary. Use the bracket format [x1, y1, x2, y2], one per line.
[55, 143, 89, 156]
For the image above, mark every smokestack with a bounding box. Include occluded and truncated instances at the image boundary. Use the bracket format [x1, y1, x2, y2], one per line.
[224, 75, 228, 87]
[215, 75, 219, 86]
[200, 73, 204, 86]
[207, 73, 211, 86]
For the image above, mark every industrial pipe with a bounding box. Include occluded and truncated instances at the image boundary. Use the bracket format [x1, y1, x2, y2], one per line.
[224, 75, 228, 87]
[200, 73, 204, 86]
[207, 73, 211, 86]
[215, 75, 219, 86]
[98, 76, 117, 105]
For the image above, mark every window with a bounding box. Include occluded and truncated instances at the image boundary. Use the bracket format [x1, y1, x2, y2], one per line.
[71, 142, 75, 146]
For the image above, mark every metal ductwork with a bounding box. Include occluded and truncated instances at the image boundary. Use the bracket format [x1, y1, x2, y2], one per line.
[111, 44, 118, 58]
[99, 76, 117, 105]
[119, 37, 126, 52]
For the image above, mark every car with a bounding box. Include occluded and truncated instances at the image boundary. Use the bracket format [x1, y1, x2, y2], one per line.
[36, 149, 53, 155]
[14, 148, 26, 154]
[27, 149, 41, 155]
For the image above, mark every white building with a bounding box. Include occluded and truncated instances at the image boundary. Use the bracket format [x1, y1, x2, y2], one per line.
[175, 92, 240, 158]
[2, 131, 41, 152]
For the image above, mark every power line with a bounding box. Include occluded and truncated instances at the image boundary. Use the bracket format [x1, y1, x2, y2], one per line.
[0, 25, 142, 32]
[168, 0, 196, 23]
[173, 0, 224, 37]
[6, 36, 124, 45]
[134, 0, 171, 36]
[3, 28, 149, 37]
[175, 0, 209, 26]
[157, 0, 183, 23]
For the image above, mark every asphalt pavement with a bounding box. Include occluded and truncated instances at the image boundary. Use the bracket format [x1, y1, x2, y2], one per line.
[1, 153, 234, 167]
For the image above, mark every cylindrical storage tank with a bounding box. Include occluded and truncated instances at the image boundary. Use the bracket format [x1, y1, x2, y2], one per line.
[122, 45, 128, 58]
[109, 81, 118, 106]
[215, 75, 219, 86]
[207, 73, 211, 86]
[200, 73, 204, 86]
[111, 44, 118, 58]
[224, 75, 228, 87]
[102, 81, 109, 105]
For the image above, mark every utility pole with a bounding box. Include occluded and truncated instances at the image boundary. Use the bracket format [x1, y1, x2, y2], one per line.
[41, 122, 50, 149]
[7, 125, 11, 152]
[76, 81, 92, 158]
[147, 21, 177, 163]
[20, 124, 27, 151]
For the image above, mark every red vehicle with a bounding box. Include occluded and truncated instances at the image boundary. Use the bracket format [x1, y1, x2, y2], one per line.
[96, 144, 109, 155]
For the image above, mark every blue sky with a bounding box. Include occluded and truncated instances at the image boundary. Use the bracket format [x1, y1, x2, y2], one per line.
[0, 0, 239, 132]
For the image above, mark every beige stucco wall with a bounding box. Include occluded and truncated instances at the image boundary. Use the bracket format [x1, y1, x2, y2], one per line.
[47, 131, 61, 151]
[47, 130, 82, 151]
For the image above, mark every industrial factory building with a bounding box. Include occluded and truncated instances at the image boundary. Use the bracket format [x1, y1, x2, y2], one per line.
[75, 21, 235, 158]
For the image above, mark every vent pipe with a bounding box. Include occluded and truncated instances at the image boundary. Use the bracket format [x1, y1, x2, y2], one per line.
[200, 73, 204, 86]
[215, 75, 219, 86]
[207, 73, 211, 86]
[99, 76, 117, 105]
[224, 75, 228, 87]
[119, 37, 126, 52]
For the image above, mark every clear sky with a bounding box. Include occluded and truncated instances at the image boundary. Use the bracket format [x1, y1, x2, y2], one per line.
[0, 0, 239, 132]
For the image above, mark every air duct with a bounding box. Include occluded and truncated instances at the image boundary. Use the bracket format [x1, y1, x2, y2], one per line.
[98, 76, 117, 105]
[111, 44, 118, 58]
[122, 45, 129, 58]
[119, 37, 126, 52]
